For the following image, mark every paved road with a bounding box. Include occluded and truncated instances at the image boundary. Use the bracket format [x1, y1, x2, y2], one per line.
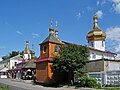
[0, 78, 94, 90]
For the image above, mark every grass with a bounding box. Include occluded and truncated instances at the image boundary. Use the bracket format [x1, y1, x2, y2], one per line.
[100, 87, 120, 90]
[0, 84, 9, 90]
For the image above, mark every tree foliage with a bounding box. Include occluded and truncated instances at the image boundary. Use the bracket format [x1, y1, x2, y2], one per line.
[78, 76, 98, 88]
[52, 44, 89, 77]
[2, 51, 24, 60]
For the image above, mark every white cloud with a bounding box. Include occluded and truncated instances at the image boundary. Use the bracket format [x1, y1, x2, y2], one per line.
[111, 0, 120, 14]
[86, 6, 92, 11]
[106, 26, 120, 41]
[0, 46, 5, 50]
[96, 10, 103, 18]
[101, 0, 106, 5]
[32, 33, 40, 38]
[106, 26, 120, 55]
[16, 31, 23, 36]
[97, 0, 100, 6]
[76, 12, 81, 19]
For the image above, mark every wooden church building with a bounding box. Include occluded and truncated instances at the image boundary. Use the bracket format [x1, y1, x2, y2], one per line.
[35, 12, 119, 85]
[35, 20, 64, 84]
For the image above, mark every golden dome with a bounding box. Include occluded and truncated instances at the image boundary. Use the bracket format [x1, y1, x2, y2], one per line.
[24, 40, 31, 54]
[87, 14, 106, 41]
[93, 14, 98, 20]
[49, 27, 54, 31]
[31, 50, 35, 54]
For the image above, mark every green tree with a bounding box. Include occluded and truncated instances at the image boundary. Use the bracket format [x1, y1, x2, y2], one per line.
[2, 55, 9, 60]
[2, 51, 24, 60]
[52, 44, 89, 83]
[9, 51, 19, 58]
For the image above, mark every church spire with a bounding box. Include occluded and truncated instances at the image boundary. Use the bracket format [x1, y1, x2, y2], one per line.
[87, 9, 106, 51]
[24, 40, 30, 54]
[23, 40, 31, 60]
[31, 44, 35, 59]
[93, 9, 99, 29]
[49, 18, 54, 35]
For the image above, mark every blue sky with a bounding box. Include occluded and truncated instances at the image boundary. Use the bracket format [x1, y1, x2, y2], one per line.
[0, 0, 120, 57]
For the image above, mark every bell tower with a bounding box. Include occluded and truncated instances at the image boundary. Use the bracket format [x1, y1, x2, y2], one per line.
[23, 40, 31, 60]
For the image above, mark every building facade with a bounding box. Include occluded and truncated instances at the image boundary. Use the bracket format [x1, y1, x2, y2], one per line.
[35, 20, 63, 84]
[14, 40, 36, 80]
[86, 12, 120, 85]
[35, 13, 119, 84]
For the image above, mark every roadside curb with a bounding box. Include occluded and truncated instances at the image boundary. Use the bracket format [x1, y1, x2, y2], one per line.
[11, 79, 33, 84]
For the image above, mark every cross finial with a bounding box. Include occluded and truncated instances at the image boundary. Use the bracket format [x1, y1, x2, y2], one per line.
[32, 44, 34, 50]
[50, 18, 53, 28]
[94, 7, 96, 15]
[56, 21, 58, 29]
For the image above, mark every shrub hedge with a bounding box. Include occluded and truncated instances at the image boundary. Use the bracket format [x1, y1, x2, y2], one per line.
[77, 76, 98, 88]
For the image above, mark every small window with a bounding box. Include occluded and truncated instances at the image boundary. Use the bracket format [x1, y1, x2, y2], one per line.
[102, 54, 104, 59]
[102, 41, 104, 47]
[14, 62, 17, 66]
[43, 46, 47, 53]
[92, 53, 96, 59]
[54, 45, 58, 52]
[28, 54, 30, 59]
[90, 42, 94, 47]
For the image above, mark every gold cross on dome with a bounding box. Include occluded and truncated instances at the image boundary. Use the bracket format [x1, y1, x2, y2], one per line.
[50, 18, 53, 27]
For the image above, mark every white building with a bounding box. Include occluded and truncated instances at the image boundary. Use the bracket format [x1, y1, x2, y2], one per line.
[9, 54, 23, 69]
[0, 59, 9, 70]
[23, 40, 35, 60]
[0, 54, 23, 70]
[86, 13, 116, 61]
[89, 48, 116, 61]
[0, 58, 2, 62]
[0, 54, 22, 78]
[23, 40, 31, 60]
[86, 12, 120, 85]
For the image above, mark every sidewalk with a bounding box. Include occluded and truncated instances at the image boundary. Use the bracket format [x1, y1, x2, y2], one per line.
[10, 79, 95, 90]
[11, 79, 33, 84]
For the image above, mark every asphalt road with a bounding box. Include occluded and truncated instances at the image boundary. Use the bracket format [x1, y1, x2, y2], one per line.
[0, 78, 94, 90]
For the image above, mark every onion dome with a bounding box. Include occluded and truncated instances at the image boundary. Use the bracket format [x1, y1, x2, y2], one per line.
[31, 50, 35, 54]
[87, 14, 106, 42]
[24, 40, 31, 54]
[31, 44, 35, 59]
[31, 44, 35, 54]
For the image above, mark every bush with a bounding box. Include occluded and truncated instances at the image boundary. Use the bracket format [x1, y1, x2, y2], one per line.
[77, 76, 98, 88]
[103, 84, 120, 87]
[86, 77, 98, 88]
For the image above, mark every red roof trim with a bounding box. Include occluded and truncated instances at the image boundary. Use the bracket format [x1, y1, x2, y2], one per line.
[35, 57, 53, 63]
[87, 59, 120, 62]
[89, 47, 116, 55]
[62, 41, 116, 55]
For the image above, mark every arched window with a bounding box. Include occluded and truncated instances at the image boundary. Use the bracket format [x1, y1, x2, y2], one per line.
[14, 62, 17, 66]
[28, 54, 31, 59]
[43, 46, 47, 53]
[102, 41, 104, 47]
[54, 45, 58, 52]
[92, 53, 96, 59]
[91, 42, 94, 47]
